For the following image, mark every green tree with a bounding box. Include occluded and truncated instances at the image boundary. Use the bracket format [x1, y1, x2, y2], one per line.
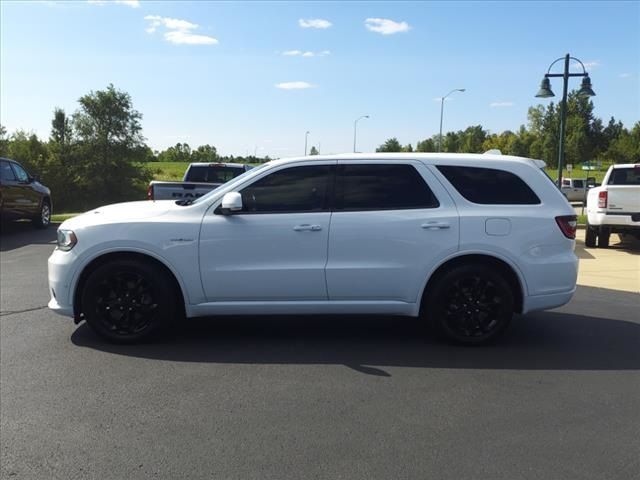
[376, 137, 402, 152]
[460, 125, 488, 153]
[0, 124, 8, 156]
[71, 84, 151, 209]
[191, 144, 218, 162]
[308, 146, 319, 156]
[416, 136, 437, 152]
[401, 143, 413, 152]
[50, 108, 73, 145]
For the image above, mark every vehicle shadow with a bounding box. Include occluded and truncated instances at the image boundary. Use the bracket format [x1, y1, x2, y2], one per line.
[71, 307, 640, 374]
[0, 221, 58, 252]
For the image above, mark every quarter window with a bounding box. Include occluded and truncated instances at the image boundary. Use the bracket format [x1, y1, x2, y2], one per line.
[335, 164, 439, 211]
[437, 165, 541, 205]
[240, 165, 331, 213]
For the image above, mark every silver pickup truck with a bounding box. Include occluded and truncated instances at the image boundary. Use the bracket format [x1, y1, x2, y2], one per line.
[147, 163, 253, 201]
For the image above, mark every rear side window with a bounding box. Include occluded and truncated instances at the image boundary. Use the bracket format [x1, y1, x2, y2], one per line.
[573, 180, 584, 188]
[335, 164, 439, 211]
[608, 167, 640, 185]
[437, 165, 540, 205]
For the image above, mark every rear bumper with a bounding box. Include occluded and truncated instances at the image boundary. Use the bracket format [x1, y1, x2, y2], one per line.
[522, 286, 576, 314]
[588, 211, 640, 228]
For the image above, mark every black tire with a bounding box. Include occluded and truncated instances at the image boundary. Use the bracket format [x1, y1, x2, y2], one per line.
[585, 222, 597, 248]
[597, 228, 610, 248]
[33, 200, 51, 229]
[81, 259, 177, 343]
[424, 264, 514, 345]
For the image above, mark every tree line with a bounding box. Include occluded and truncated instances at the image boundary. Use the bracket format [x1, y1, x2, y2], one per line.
[1, 84, 638, 213]
[377, 91, 640, 168]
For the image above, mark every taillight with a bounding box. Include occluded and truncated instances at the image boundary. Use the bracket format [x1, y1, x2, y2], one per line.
[555, 215, 577, 239]
[598, 191, 607, 209]
[147, 184, 153, 200]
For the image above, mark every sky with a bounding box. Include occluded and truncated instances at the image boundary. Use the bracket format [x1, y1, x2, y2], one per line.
[1, 0, 639, 158]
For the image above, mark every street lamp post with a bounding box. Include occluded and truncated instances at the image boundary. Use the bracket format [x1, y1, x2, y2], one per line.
[353, 115, 369, 153]
[304, 131, 310, 156]
[438, 89, 465, 152]
[535, 54, 596, 188]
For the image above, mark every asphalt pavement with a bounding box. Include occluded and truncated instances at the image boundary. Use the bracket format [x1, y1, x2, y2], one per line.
[1, 221, 639, 480]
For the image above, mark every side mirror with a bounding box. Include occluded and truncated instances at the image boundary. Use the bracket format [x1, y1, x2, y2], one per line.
[31, 174, 40, 183]
[220, 192, 243, 215]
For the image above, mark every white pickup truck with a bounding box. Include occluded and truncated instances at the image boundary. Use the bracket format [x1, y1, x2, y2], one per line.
[147, 162, 253, 201]
[585, 164, 640, 247]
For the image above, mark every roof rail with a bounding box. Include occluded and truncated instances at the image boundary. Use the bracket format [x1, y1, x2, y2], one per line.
[483, 149, 502, 155]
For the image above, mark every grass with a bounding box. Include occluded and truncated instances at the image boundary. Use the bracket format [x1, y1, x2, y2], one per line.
[51, 213, 81, 222]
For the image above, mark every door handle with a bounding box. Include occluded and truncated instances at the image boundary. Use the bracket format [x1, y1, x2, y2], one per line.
[293, 224, 322, 232]
[421, 222, 450, 230]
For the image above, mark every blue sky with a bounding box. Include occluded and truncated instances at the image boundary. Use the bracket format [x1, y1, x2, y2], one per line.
[1, 0, 639, 158]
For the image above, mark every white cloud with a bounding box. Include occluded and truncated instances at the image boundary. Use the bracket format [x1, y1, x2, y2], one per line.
[299, 18, 332, 29]
[582, 60, 600, 71]
[365, 18, 410, 35]
[165, 31, 218, 45]
[144, 15, 217, 45]
[490, 101, 514, 107]
[87, 0, 140, 7]
[282, 50, 330, 57]
[275, 81, 315, 90]
[619, 73, 632, 78]
[145, 15, 197, 32]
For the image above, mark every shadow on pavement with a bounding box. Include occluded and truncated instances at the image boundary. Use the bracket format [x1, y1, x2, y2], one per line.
[0, 221, 58, 252]
[71, 292, 640, 374]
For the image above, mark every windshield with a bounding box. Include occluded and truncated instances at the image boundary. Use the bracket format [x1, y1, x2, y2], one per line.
[190, 162, 271, 205]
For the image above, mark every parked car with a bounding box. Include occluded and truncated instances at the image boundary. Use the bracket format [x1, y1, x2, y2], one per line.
[0, 157, 52, 228]
[147, 162, 253, 201]
[585, 164, 640, 247]
[48, 153, 578, 345]
[560, 177, 590, 202]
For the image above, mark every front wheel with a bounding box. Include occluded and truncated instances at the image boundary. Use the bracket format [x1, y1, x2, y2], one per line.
[33, 200, 51, 229]
[424, 264, 514, 345]
[81, 259, 176, 343]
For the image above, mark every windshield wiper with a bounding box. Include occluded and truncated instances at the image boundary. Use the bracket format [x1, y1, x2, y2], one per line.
[175, 199, 195, 206]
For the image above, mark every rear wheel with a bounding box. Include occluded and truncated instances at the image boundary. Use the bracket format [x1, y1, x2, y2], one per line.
[597, 228, 610, 248]
[33, 200, 51, 229]
[81, 259, 176, 343]
[585, 222, 597, 247]
[424, 264, 514, 345]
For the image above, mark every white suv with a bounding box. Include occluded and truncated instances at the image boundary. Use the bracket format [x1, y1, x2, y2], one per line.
[48, 153, 578, 345]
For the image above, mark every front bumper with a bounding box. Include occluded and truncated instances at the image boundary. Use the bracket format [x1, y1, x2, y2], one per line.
[47, 248, 78, 318]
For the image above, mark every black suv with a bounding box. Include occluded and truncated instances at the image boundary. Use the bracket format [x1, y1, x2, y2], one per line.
[0, 158, 52, 228]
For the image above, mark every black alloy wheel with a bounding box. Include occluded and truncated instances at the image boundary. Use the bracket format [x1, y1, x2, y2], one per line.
[81, 259, 176, 343]
[426, 264, 514, 345]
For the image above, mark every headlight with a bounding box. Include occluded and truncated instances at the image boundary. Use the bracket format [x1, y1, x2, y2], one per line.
[57, 229, 77, 251]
